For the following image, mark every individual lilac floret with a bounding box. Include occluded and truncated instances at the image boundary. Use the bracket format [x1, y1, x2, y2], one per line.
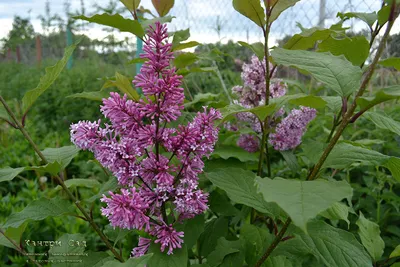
[269, 106, 317, 151]
[131, 237, 151, 258]
[153, 224, 184, 255]
[237, 134, 260, 153]
[70, 22, 221, 256]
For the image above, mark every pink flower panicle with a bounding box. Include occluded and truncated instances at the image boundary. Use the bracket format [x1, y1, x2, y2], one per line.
[237, 134, 260, 153]
[230, 55, 316, 153]
[70, 22, 221, 256]
[269, 106, 317, 151]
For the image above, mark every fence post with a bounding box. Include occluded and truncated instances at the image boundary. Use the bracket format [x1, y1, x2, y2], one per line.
[36, 36, 42, 66]
[16, 46, 21, 63]
[135, 10, 143, 76]
[318, 0, 326, 27]
[7, 48, 12, 61]
[66, 25, 74, 69]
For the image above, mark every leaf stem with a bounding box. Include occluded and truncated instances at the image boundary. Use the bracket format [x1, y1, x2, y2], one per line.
[0, 96, 124, 263]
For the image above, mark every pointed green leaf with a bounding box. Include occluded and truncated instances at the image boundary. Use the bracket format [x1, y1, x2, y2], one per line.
[256, 177, 353, 232]
[356, 212, 385, 261]
[4, 197, 74, 228]
[27, 161, 63, 176]
[270, 0, 300, 22]
[74, 14, 144, 37]
[364, 112, 400, 136]
[0, 223, 27, 249]
[22, 41, 79, 113]
[0, 167, 26, 183]
[198, 217, 229, 257]
[41, 146, 80, 169]
[174, 52, 198, 68]
[240, 224, 274, 266]
[172, 28, 190, 46]
[148, 243, 187, 267]
[54, 178, 101, 191]
[151, 0, 174, 17]
[378, 57, 400, 71]
[140, 15, 174, 29]
[238, 41, 264, 60]
[182, 215, 205, 249]
[67, 91, 111, 101]
[207, 238, 240, 267]
[265, 256, 293, 267]
[338, 12, 377, 27]
[233, 0, 265, 27]
[283, 27, 333, 50]
[172, 41, 200, 51]
[212, 146, 258, 162]
[320, 202, 350, 227]
[120, 0, 140, 11]
[378, 5, 391, 26]
[271, 48, 362, 97]
[48, 233, 85, 267]
[274, 221, 372, 267]
[98, 254, 152, 267]
[357, 85, 400, 109]
[206, 168, 282, 217]
[318, 36, 370, 66]
[102, 73, 139, 101]
[390, 245, 400, 258]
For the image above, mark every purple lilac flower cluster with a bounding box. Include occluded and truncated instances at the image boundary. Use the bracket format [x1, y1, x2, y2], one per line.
[231, 55, 316, 151]
[269, 106, 317, 151]
[70, 22, 221, 256]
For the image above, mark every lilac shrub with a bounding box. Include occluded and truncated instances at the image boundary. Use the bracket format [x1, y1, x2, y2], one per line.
[70, 22, 221, 256]
[231, 55, 316, 152]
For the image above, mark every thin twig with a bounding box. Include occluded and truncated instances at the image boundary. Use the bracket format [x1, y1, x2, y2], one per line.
[0, 228, 42, 267]
[0, 96, 124, 263]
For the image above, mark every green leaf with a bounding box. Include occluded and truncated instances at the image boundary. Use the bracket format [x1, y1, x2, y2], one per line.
[48, 233, 86, 267]
[207, 238, 241, 267]
[54, 178, 101, 191]
[182, 215, 205, 249]
[198, 217, 229, 257]
[212, 146, 258, 162]
[27, 161, 63, 176]
[378, 57, 400, 71]
[22, 40, 79, 113]
[41, 146, 80, 169]
[364, 112, 400, 136]
[280, 150, 300, 172]
[120, 0, 140, 11]
[0, 223, 27, 249]
[98, 254, 152, 267]
[67, 90, 111, 101]
[356, 212, 385, 261]
[206, 168, 281, 217]
[318, 36, 370, 66]
[238, 41, 264, 60]
[209, 190, 240, 216]
[240, 224, 274, 266]
[140, 16, 174, 29]
[232, 0, 265, 27]
[86, 177, 119, 203]
[323, 142, 400, 182]
[184, 93, 220, 109]
[76, 252, 112, 267]
[151, 0, 174, 17]
[148, 243, 187, 267]
[320, 202, 350, 227]
[357, 85, 400, 109]
[265, 256, 294, 267]
[256, 177, 353, 232]
[274, 221, 372, 267]
[390, 245, 400, 258]
[172, 41, 200, 51]
[271, 48, 362, 97]
[174, 52, 198, 68]
[270, 0, 300, 22]
[4, 197, 74, 228]
[338, 12, 377, 27]
[102, 72, 139, 100]
[172, 28, 190, 46]
[283, 27, 333, 50]
[288, 95, 327, 109]
[0, 167, 25, 183]
[127, 58, 147, 65]
[74, 14, 144, 37]
[378, 5, 391, 26]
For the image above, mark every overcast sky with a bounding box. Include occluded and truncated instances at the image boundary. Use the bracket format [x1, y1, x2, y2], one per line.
[0, 0, 398, 45]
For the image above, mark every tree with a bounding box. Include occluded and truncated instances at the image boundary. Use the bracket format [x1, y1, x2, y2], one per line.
[1, 16, 35, 50]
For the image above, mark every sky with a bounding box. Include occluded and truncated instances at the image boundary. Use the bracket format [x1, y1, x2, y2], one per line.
[0, 0, 399, 45]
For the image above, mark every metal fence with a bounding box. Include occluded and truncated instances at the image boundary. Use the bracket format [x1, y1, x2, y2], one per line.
[161, 0, 381, 44]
